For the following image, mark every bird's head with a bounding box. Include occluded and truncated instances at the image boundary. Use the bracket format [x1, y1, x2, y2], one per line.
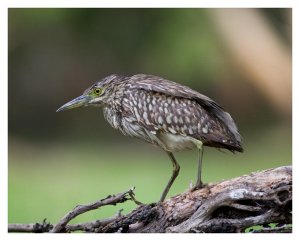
[56, 74, 124, 112]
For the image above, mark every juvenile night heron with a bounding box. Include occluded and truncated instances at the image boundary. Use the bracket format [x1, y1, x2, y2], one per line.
[57, 74, 243, 202]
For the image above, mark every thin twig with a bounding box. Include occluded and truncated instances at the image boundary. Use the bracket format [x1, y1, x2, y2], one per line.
[8, 219, 52, 233]
[66, 217, 116, 232]
[251, 224, 292, 233]
[50, 187, 136, 233]
[66, 209, 124, 232]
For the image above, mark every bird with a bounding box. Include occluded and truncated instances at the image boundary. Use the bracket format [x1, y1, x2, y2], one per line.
[57, 74, 243, 202]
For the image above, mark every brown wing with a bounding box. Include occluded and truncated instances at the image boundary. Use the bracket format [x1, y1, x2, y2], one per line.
[129, 74, 243, 152]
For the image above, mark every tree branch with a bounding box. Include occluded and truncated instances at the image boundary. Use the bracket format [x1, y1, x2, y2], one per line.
[8, 166, 292, 233]
[50, 187, 136, 232]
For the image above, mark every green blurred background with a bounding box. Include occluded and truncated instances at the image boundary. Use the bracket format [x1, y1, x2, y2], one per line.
[8, 8, 292, 225]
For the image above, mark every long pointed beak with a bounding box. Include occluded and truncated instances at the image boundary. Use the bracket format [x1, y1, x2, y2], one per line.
[56, 95, 90, 112]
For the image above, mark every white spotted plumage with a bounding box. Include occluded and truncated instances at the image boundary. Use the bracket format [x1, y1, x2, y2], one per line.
[97, 74, 243, 153]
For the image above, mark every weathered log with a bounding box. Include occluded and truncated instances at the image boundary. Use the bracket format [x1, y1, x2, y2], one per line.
[8, 166, 292, 233]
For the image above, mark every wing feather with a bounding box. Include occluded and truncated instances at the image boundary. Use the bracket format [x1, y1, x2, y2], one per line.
[129, 74, 243, 149]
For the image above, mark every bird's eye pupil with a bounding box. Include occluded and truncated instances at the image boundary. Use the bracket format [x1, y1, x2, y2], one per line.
[94, 88, 101, 95]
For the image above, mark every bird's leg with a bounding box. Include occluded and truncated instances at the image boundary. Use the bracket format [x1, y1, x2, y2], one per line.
[195, 147, 204, 188]
[192, 140, 204, 190]
[159, 152, 180, 203]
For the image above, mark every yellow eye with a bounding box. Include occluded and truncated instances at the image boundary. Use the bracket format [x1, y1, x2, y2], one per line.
[94, 88, 102, 95]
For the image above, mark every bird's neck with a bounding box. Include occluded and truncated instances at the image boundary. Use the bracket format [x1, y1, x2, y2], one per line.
[103, 106, 121, 130]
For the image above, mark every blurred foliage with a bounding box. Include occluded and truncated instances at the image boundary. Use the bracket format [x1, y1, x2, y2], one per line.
[8, 9, 292, 224]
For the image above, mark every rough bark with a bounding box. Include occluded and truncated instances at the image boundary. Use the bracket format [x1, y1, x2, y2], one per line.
[8, 166, 292, 233]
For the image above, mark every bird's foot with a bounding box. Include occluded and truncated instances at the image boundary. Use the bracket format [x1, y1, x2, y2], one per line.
[190, 182, 208, 192]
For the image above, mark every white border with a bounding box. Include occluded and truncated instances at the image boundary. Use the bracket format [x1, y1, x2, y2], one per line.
[1, 1, 298, 241]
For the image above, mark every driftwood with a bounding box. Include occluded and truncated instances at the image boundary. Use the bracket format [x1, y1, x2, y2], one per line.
[8, 165, 292, 233]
